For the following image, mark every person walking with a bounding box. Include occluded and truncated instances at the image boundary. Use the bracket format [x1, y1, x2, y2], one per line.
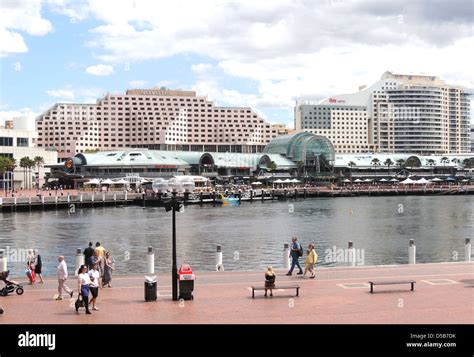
[88, 263, 100, 311]
[95, 242, 106, 274]
[95, 242, 106, 261]
[102, 252, 115, 288]
[56, 256, 73, 300]
[305, 244, 318, 279]
[26, 249, 36, 284]
[33, 249, 44, 283]
[77, 265, 92, 314]
[264, 266, 276, 297]
[286, 237, 304, 276]
[83, 242, 95, 270]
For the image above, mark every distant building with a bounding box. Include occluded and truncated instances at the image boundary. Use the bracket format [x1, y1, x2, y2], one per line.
[0, 117, 57, 189]
[271, 124, 294, 136]
[296, 72, 471, 155]
[37, 88, 285, 160]
[471, 124, 474, 152]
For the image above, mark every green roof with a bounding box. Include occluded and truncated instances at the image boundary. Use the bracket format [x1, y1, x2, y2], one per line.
[264, 131, 335, 163]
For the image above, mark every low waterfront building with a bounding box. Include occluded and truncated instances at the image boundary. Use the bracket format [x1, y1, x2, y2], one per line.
[334, 152, 474, 179]
[47, 132, 337, 186]
[0, 117, 57, 190]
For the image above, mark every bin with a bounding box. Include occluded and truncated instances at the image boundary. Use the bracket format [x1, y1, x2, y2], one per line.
[144, 275, 157, 302]
[178, 264, 195, 300]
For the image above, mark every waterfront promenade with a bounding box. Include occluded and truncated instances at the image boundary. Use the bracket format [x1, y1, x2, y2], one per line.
[1, 262, 472, 324]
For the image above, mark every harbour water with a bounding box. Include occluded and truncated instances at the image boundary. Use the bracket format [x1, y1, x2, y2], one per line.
[0, 196, 472, 277]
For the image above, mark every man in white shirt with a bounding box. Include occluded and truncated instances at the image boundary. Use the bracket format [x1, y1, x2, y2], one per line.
[56, 256, 73, 300]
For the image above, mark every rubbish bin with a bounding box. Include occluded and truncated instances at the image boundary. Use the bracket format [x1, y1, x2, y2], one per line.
[178, 264, 195, 300]
[144, 275, 157, 302]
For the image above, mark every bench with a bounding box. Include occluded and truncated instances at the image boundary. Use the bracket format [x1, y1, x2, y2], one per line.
[251, 285, 300, 299]
[368, 280, 416, 293]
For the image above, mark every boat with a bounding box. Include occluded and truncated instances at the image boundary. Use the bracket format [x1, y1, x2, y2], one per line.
[215, 193, 239, 204]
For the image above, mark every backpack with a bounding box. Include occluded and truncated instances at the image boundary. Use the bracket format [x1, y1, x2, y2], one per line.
[297, 243, 303, 257]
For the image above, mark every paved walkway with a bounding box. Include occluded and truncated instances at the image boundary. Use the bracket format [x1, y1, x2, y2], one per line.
[1, 262, 473, 324]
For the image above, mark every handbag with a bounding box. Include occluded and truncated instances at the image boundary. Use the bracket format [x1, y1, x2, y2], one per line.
[75, 294, 84, 309]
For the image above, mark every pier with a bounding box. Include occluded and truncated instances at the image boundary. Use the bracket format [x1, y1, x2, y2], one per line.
[1, 186, 473, 212]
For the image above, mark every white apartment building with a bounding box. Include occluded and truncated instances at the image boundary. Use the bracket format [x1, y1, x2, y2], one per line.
[295, 72, 471, 155]
[0, 117, 57, 189]
[37, 89, 279, 160]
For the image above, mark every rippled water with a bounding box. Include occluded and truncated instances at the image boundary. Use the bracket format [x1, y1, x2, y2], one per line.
[1, 196, 472, 277]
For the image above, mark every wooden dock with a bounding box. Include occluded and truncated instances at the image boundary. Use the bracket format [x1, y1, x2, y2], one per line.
[0, 186, 472, 212]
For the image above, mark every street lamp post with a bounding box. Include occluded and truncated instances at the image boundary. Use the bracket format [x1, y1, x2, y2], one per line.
[164, 190, 181, 301]
[171, 191, 178, 301]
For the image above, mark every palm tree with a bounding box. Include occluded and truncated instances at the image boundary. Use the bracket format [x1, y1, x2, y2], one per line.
[383, 158, 394, 175]
[348, 161, 356, 180]
[33, 156, 45, 189]
[462, 158, 472, 169]
[267, 161, 277, 172]
[427, 158, 436, 176]
[371, 158, 380, 177]
[440, 157, 449, 174]
[19, 157, 30, 189]
[296, 161, 305, 177]
[396, 159, 405, 169]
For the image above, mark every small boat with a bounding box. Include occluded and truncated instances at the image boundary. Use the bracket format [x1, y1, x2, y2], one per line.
[215, 193, 239, 204]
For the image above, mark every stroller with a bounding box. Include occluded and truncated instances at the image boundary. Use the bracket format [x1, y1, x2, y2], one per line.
[0, 270, 24, 296]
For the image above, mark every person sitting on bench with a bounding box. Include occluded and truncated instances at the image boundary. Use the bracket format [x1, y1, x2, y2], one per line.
[264, 266, 276, 297]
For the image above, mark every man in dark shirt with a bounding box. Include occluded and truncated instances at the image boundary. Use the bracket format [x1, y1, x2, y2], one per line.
[83, 242, 95, 270]
[286, 237, 304, 276]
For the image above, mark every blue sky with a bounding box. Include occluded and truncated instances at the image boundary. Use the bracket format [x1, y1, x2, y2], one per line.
[1, 0, 473, 126]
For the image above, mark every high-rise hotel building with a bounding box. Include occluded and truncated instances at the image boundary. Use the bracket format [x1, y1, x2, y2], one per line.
[37, 89, 280, 160]
[295, 72, 471, 154]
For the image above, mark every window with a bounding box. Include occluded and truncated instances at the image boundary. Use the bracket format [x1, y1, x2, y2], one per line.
[0, 137, 13, 146]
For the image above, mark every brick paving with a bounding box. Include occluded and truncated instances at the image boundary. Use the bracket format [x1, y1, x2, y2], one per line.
[1, 262, 472, 324]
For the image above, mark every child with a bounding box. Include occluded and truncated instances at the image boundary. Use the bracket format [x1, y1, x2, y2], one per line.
[304, 250, 311, 276]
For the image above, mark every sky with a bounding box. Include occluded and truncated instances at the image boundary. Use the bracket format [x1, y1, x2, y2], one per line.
[0, 0, 473, 128]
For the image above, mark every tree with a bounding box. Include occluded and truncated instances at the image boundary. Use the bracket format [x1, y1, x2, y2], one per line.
[296, 161, 305, 177]
[462, 158, 473, 169]
[427, 159, 436, 175]
[267, 161, 277, 172]
[440, 157, 449, 174]
[0, 157, 15, 173]
[371, 158, 380, 177]
[33, 156, 45, 189]
[19, 156, 35, 189]
[19, 157, 29, 189]
[396, 159, 405, 169]
[348, 161, 356, 180]
[383, 158, 394, 175]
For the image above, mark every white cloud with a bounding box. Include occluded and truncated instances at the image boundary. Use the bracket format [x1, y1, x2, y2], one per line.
[46, 88, 75, 99]
[0, 107, 38, 125]
[191, 63, 213, 75]
[128, 80, 148, 88]
[49, 1, 472, 121]
[85, 64, 114, 76]
[0, 0, 53, 57]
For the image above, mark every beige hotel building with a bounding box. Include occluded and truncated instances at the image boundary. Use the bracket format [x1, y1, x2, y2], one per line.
[295, 72, 471, 155]
[36, 89, 282, 160]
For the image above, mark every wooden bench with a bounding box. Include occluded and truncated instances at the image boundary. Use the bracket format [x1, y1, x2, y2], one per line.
[251, 285, 300, 299]
[368, 280, 416, 293]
